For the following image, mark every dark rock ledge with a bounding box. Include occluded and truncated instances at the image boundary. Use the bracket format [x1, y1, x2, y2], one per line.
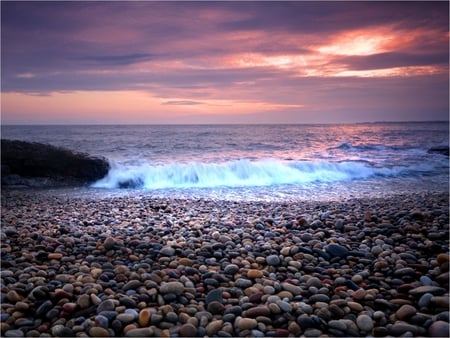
[427, 145, 449, 157]
[1, 139, 110, 188]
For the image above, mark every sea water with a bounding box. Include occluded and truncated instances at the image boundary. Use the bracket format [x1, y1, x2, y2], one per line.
[2, 122, 448, 201]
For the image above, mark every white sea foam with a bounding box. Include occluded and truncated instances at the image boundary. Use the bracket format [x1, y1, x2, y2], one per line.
[91, 158, 432, 190]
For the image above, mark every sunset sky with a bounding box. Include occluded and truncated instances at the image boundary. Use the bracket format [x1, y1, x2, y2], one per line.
[2, 1, 449, 124]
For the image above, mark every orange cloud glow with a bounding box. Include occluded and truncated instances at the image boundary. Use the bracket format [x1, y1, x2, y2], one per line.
[2, 90, 304, 124]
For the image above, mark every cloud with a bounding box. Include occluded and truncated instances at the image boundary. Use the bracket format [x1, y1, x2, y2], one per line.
[163, 100, 204, 106]
[77, 53, 156, 66]
[16, 73, 35, 79]
[1, 1, 448, 123]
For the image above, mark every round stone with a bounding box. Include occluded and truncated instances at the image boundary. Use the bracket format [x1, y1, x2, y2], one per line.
[205, 319, 223, 336]
[266, 255, 281, 266]
[356, 314, 373, 332]
[306, 277, 322, 288]
[409, 286, 446, 296]
[124, 328, 154, 337]
[235, 278, 253, 288]
[95, 315, 110, 329]
[103, 237, 116, 250]
[281, 282, 302, 296]
[206, 289, 223, 305]
[419, 275, 432, 286]
[247, 269, 263, 279]
[238, 318, 257, 330]
[224, 264, 239, 275]
[179, 323, 198, 337]
[138, 308, 151, 327]
[160, 281, 184, 295]
[418, 293, 433, 308]
[97, 299, 116, 313]
[207, 301, 225, 315]
[326, 244, 349, 258]
[160, 246, 175, 256]
[89, 327, 110, 337]
[396, 304, 417, 320]
[6, 291, 22, 303]
[428, 321, 450, 337]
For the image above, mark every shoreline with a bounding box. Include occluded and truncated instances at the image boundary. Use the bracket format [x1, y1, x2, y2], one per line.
[1, 190, 449, 337]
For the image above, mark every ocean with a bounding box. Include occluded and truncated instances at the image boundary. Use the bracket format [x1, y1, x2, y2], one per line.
[1, 122, 448, 201]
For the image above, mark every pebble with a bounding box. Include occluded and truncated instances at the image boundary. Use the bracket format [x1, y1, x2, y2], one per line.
[124, 327, 154, 337]
[0, 190, 448, 338]
[238, 318, 258, 330]
[409, 286, 446, 296]
[103, 236, 116, 250]
[356, 314, 373, 332]
[89, 326, 111, 337]
[247, 269, 264, 279]
[266, 254, 281, 266]
[97, 299, 116, 313]
[179, 323, 198, 337]
[281, 282, 302, 296]
[325, 244, 349, 258]
[420, 275, 433, 286]
[396, 304, 417, 320]
[428, 320, 450, 337]
[224, 264, 239, 275]
[138, 308, 151, 327]
[160, 281, 184, 295]
[418, 293, 433, 308]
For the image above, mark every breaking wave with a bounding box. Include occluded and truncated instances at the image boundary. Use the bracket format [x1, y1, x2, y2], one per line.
[91, 159, 434, 190]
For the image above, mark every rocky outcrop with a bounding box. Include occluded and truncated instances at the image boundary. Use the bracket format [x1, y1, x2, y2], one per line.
[1, 139, 110, 188]
[427, 146, 449, 157]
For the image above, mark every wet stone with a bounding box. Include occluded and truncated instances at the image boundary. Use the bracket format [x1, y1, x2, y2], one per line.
[97, 299, 116, 313]
[266, 254, 281, 266]
[418, 293, 433, 308]
[206, 288, 223, 305]
[326, 244, 349, 258]
[396, 304, 417, 320]
[356, 314, 373, 332]
[179, 323, 198, 337]
[238, 318, 257, 330]
[160, 281, 184, 295]
[409, 286, 446, 296]
[428, 320, 450, 337]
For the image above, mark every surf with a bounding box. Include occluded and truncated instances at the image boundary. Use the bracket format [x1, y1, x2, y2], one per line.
[91, 158, 428, 190]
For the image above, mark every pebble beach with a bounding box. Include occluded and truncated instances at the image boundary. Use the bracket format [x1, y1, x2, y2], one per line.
[1, 189, 449, 337]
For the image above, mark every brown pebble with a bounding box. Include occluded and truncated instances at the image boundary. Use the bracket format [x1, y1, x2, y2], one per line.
[48, 253, 63, 260]
[77, 294, 91, 308]
[436, 253, 449, 265]
[104, 237, 116, 250]
[428, 320, 450, 337]
[14, 302, 29, 311]
[244, 305, 271, 317]
[206, 319, 223, 336]
[6, 291, 22, 303]
[89, 327, 110, 337]
[207, 301, 225, 314]
[125, 327, 154, 337]
[247, 269, 263, 279]
[431, 296, 450, 308]
[179, 323, 198, 337]
[138, 308, 151, 327]
[352, 288, 366, 300]
[347, 301, 364, 312]
[238, 318, 257, 330]
[396, 304, 417, 320]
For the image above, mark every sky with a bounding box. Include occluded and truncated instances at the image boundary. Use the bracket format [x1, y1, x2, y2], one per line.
[1, 1, 449, 124]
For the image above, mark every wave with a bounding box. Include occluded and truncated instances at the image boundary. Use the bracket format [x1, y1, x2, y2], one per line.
[330, 142, 396, 152]
[91, 159, 434, 190]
